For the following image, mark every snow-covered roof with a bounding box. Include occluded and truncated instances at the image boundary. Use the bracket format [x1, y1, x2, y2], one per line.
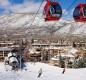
[32, 43, 49, 46]
[0, 47, 12, 51]
[10, 45, 20, 48]
[49, 46, 62, 49]
[56, 54, 66, 57]
[50, 57, 59, 60]
[0, 43, 13, 44]
[45, 47, 62, 50]
[65, 54, 75, 58]
[29, 49, 40, 54]
[30, 51, 40, 54]
[69, 48, 78, 54]
[51, 54, 74, 60]
[56, 53, 75, 58]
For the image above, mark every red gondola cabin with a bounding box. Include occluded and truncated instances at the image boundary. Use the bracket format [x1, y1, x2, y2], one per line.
[43, 1, 62, 21]
[73, 4, 86, 22]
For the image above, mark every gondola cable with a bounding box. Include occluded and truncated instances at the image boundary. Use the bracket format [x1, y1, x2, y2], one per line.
[40, 0, 77, 34]
[51, 0, 77, 28]
[29, 0, 44, 28]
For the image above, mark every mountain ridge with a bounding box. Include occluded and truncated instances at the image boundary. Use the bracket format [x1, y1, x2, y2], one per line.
[0, 13, 86, 37]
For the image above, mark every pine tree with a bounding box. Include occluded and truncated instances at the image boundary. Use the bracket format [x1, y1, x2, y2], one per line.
[73, 57, 78, 68]
[59, 54, 65, 68]
[83, 53, 86, 67]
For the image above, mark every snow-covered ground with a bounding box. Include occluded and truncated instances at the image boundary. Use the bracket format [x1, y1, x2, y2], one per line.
[0, 62, 86, 80]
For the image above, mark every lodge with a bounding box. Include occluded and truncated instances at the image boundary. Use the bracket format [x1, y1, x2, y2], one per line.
[0, 41, 20, 62]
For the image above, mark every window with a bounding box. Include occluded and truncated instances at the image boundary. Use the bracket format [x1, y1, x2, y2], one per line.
[73, 7, 80, 19]
[83, 6, 86, 18]
[50, 4, 62, 17]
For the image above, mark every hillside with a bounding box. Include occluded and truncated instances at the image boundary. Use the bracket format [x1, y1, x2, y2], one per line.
[0, 13, 86, 38]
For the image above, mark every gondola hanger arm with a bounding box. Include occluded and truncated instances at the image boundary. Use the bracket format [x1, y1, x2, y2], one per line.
[46, 0, 51, 2]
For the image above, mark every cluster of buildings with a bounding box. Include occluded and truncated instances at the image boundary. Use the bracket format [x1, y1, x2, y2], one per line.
[28, 39, 86, 67]
[0, 39, 86, 68]
[0, 41, 20, 62]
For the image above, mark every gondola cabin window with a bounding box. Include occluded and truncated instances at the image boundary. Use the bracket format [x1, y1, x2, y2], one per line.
[73, 7, 81, 19]
[73, 4, 86, 22]
[83, 6, 86, 18]
[50, 4, 62, 18]
[43, 1, 62, 21]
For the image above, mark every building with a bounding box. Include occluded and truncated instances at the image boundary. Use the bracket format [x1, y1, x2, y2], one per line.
[28, 48, 41, 61]
[0, 41, 20, 62]
[0, 41, 13, 47]
[31, 42, 71, 56]
[0, 47, 12, 61]
[30, 41, 84, 67]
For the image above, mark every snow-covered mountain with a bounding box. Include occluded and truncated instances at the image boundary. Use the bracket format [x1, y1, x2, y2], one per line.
[0, 13, 86, 37]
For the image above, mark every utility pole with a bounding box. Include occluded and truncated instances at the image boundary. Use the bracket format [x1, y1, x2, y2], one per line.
[20, 49, 22, 69]
[19, 41, 23, 69]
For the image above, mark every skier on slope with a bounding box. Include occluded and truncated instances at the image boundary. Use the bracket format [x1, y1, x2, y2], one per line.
[62, 68, 66, 74]
[38, 68, 42, 77]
